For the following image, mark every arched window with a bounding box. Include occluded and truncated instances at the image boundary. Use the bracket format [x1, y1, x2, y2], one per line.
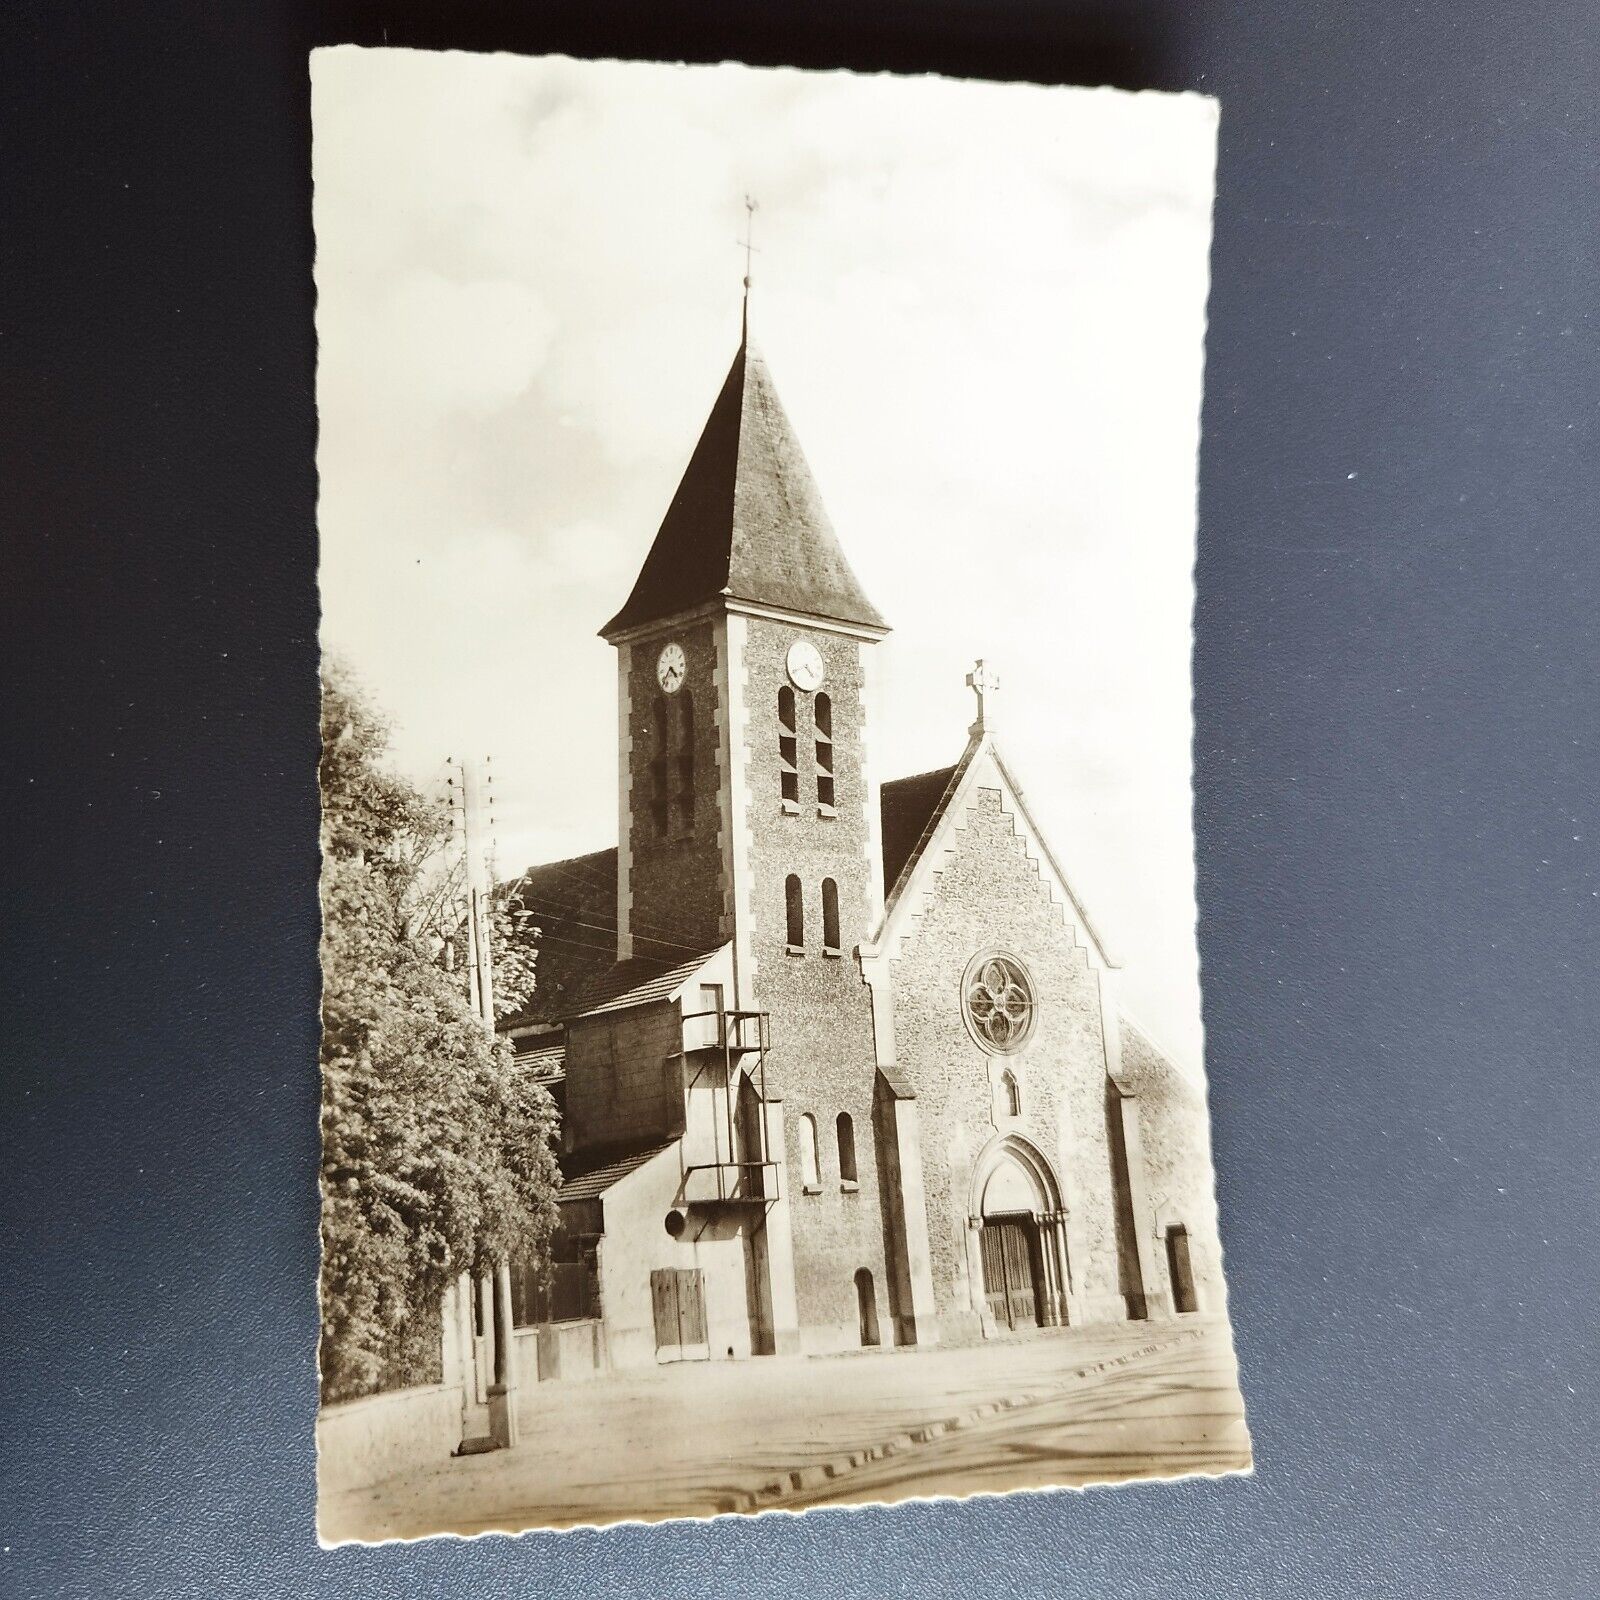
[673, 691, 695, 835]
[785, 874, 804, 952]
[649, 697, 670, 836]
[777, 686, 798, 806]
[1001, 1069, 1022, 1118]
[814, 692, 835, 810]
[798, 1113, 820, 1192]
[821, 877, 841, 954]
[836, 1112, 857, 1186]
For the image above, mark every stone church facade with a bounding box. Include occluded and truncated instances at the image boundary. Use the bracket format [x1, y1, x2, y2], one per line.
[497, 328, 1226, 1380]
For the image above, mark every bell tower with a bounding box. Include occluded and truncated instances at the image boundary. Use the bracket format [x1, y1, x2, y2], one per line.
[600, 324, 889, 1010]
[603, 293, 908, 1354]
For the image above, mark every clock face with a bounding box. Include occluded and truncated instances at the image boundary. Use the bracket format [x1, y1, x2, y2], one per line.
[656, 641, 686, 695]
[786, 639, 825, 692]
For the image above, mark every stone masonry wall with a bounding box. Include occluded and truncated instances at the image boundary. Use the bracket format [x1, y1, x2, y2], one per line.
[737, 615, 891, 1349]
[563, 1001, 686, 1154]
[888, 786, 1129, 1330]
[1118, 1021, 1229, 1313]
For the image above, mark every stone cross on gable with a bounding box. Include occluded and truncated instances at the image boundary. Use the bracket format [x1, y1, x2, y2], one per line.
[966, 658, 1000, 735]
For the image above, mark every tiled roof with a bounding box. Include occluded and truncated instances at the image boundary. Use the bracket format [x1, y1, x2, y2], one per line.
[511, 1038, 566, 1080]
[880, 764, 959, 898]
[566, 947, 726, 1020]
[500, 848, 618, 1028]
[556, 1140, 675, 1202]
[601, 337, 888, 638]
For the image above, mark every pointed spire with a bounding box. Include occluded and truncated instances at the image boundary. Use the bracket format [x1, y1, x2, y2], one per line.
[601, 319, 888, 641]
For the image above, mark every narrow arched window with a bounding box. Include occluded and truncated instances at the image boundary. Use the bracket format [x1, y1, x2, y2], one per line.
[777, 686, 798, 806]
[821, 876, 841, 954]
[673, 690, 695, 835]
[836, 1112, 857, 1186]
[814, 692, 835, 810]
[650, 696, 670, 836]
[785, 874, 804, 951]
[798, 1113, 820, 1192]
[1001, 1069, 1022, 1118]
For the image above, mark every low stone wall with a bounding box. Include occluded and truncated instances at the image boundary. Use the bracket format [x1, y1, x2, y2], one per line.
[316, 1383, 463, 1495]
[531, 1320, 606, 1382]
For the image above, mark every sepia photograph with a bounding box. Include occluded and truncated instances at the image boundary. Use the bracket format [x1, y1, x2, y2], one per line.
[310, 48, 1249, 1541]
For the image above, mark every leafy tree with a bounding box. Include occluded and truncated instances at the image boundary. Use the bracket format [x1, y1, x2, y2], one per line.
[407, 834, 541, 1024]
[318, 660, 559, 1404]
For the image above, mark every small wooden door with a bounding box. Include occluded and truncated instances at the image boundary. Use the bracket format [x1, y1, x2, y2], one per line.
[1166, 1225, 1198, 1313]
[650, 1267, 710, 1361]
[980, 1218, 1040, 1331]
[855, 1268, 881, 1347]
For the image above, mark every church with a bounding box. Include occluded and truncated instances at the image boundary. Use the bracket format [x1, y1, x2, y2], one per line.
[494, 323, 1226, 1381]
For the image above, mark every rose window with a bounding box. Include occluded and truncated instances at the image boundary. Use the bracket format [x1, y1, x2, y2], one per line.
[963, 954, 1036, 1053]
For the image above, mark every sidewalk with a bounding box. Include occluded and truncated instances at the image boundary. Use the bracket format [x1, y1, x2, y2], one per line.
[319, 1317, 1249, 1541]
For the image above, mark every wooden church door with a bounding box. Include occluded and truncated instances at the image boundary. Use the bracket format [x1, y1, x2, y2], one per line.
[980, 1218, 1040, 1331]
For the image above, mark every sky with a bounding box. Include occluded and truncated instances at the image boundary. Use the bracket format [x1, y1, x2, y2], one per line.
[311, 50, 1219, 1076]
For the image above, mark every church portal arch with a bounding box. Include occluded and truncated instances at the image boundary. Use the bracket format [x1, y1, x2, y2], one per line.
[966, 1135, 1073, 1332]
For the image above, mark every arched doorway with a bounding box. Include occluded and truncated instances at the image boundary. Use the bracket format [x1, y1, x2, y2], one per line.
[854, 1268, 881, 1347]
[968, 1137, 1071, 1333]
[1165, 1225, 1198, 1313]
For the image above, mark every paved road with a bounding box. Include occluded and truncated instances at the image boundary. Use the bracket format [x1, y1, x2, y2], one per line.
[319, 1318, 1250, 1542]
[773, 1321, 1252, 1512]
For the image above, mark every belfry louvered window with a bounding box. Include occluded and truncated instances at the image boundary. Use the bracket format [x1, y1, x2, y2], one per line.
[778, 686, 799, 807]
[673, 691, 695, 837]
[649, 697, 670, 836]
[814, 692, 835, 811]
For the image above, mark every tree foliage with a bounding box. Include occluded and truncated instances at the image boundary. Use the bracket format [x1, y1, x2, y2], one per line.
[318, 660, 559, 1404]
[407, 836, 541, 1024]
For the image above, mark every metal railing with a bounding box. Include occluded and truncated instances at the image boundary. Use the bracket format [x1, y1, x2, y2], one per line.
[678, 1005, 778, 1209]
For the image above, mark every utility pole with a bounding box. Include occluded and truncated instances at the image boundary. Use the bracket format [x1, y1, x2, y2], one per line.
[458, 756, 496, 1028]
[447, 754, 519, 1452]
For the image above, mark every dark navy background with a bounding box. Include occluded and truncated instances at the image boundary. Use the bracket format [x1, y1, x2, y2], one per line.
[4, 3, 1596, 1595]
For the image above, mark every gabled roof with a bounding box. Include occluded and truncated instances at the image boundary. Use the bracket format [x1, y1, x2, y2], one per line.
[502, 848, 617, 1028]
[880, 765, 959, 897]
[867, 730, 1119, 974]
[601, 336, 888, 639]
[557, 1139, 675, 1203]
[511, 1038, 566, 1081]
[565, 946, 726, 1021]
